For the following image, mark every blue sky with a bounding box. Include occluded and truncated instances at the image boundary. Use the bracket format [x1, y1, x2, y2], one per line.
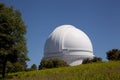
[0, 0, 120, 68]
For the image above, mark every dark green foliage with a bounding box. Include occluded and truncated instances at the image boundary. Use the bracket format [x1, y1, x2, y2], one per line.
[82, 58, 92, 64]
[0, 3, 29, 78]
[92, 57, 102, 62]
[30, 64, 37, 70]
[39, 58, 69, 70]
[82, 57, 102, 64]
[6, 61, 26, 73]
[106, 49, 120, 61]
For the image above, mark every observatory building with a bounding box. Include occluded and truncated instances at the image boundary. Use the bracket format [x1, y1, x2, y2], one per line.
[44, 25, 94, 66]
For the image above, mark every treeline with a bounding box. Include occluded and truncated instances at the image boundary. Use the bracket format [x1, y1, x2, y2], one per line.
[38, 49, 120, 69]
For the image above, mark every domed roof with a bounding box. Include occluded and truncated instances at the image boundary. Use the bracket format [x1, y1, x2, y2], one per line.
[44, 25, 93, 58]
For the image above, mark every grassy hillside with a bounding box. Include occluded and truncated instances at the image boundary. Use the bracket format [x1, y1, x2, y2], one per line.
[6, 61, 120, 80]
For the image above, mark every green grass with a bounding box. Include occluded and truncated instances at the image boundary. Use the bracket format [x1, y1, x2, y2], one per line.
[5, 61, 120, 80]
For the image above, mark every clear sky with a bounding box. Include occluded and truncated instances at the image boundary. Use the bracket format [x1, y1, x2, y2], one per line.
[0, 0, 120, 68]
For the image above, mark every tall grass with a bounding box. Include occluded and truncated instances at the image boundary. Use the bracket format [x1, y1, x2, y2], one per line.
[6, 61, 120, 80]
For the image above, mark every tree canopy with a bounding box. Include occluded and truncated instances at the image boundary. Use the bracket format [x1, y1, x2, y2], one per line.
[0, 3, 29, 78]
[106, 49, 120, 61]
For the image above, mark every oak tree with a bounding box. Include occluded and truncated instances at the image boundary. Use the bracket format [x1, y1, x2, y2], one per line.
[0, 3, 29, 78]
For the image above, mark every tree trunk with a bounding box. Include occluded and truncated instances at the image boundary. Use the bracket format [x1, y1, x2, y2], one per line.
[2, 58, 7, 78]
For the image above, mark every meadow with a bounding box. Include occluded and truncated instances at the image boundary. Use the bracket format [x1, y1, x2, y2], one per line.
[3, 61, 120, 80]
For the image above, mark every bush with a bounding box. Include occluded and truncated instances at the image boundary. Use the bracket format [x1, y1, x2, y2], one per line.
[82, 57, 102, 64]
[30, 64, 37, 70]
[39, 58, 69, 70]
[92, 57, 102, 62]
[106, 49, 120, 61]
[82, 58, 92, 64]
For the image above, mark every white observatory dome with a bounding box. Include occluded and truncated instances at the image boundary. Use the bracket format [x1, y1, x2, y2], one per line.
[44, 25, 94, 66]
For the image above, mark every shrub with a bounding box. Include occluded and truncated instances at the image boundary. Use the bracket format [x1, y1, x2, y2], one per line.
[82, 57, 102, 64]
[82, 58, 92, 64]
[39, 58, 69, 70]
[92, 57, 102, 62]
[106, 49, 120, 61]
[30, 64, 37, 70]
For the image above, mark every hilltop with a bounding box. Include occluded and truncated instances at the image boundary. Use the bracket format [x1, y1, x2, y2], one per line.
[5, 61, 120, 80]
